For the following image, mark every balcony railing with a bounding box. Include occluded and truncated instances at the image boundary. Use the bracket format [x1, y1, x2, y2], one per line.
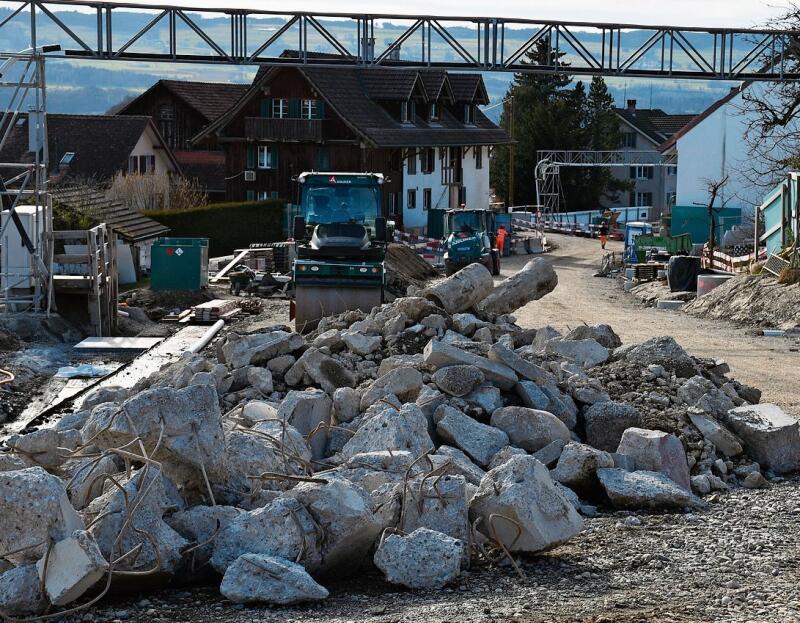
[245, 117, 323, 142]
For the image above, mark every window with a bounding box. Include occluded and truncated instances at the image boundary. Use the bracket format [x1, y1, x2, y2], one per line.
[257, 191, 269, 201]
[458, 186, 467, 206]
[464, 104, 475, 125]
[407, 188, 417, 210]
[420, 148, 435, 174]
[635, 192, 653, 207]
[128, 155, 155, 174]
[622, 132, 637, 149]
[272, 98, 288, 119]
[475, 147, 483, 170]
[429, 102, 438, 122]
[400, 101, 416, 124]
[630, 166, 653, 180]
[666, 191, 677, 207]
[158, 104, 174, 121]
[301, 99, 319, 120]
[423, 188, 432, 211]
[257, 145, 277, 169]
[390, 192, 400, 216]
[59, 152, 75, 166]
[667, 165, 677, 176]
[407, 150, 417, 175]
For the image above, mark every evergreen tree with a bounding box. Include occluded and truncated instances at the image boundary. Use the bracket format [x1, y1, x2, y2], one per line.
[490, 45, 628, 210]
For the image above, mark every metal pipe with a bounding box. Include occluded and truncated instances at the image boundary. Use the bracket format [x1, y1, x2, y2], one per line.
[187, 319, 224, 354]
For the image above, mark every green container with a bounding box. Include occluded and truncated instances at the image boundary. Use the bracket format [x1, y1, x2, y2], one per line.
[151, 237, 209, 290]
[427, 208, 447, 239]
[671, 205, 742, 244]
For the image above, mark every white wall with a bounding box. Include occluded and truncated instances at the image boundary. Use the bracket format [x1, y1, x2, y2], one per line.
[130, 125, 176, 175]
[402, 146, 490, 233]
[675, 84, 789, 212]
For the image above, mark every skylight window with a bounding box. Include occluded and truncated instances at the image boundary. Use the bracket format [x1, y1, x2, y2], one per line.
[59, 152, 75, 166]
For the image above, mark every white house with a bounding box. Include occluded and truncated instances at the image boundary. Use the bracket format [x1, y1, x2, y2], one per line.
[660, 83, 793, 212]
[402, 145, 491, 231]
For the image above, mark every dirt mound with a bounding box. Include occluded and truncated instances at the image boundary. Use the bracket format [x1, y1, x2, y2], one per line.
[684, 274, 800, 329]
[385, 243, 439, 295]
[0, 330, 20, 352]
[120, 287, 217, 320]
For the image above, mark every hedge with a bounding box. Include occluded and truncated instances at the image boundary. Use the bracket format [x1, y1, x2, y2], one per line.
[146, 199, 285, 256]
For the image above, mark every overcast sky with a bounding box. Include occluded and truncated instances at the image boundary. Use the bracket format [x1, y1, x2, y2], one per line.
[120, 0, 788, 29]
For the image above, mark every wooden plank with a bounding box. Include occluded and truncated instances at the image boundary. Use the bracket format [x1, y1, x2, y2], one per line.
[53, 254, 90, 264]
[211, 249, 250, 283]
[51, 230, 90, 239]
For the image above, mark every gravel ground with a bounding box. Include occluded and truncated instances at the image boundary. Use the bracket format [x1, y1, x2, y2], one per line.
[87, 479, 800, 623]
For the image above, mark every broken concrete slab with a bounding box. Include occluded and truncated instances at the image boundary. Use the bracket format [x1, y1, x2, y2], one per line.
[435, 446, 486, 485]
[597, 468, 704, 510]
[65, 455, 120, 510]
[360, 367, 423, 411]
[277, 389, 332, 460]
[285, 347, 356, 394]
[374, 528, 463, 590]
[220, 554, 329, 604]
[432, 365, 485, 397]
[0, 564, 46, 617]
[582, 401, 642, 452]
[476, 258, 558, 317]
[341, 403, 434, 459]
[618, 336, 698, 379]
[726, 404, 800, 474]
[166, 505, 245, 568]
[678, 376, 735, 417]
[688, 411, 743, 457]
[488, 343, 555, 385]
[435, 405, 509, 467]
[221, 331, 305, 369]
[545, 338, 609, 369]
[423, 339, 518, 390]
[617, 428, 691, 491]
[0, 467, 84, 563]
[551, 442, 614, 495]
[564, 324, 622, 349]
[400, 474, 470, 552]
[37, 530, 108, 606]
[489, 407, 571, 453]
[470, 455, 583, 553]
[333, 387, 361, 423]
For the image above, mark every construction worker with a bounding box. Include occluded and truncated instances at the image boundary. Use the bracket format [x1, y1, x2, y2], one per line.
[599, 220, 609, 250]
[495, 224, 507, 258]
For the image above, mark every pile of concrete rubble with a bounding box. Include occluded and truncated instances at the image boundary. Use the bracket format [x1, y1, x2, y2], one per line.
[1, 258, 798, 617]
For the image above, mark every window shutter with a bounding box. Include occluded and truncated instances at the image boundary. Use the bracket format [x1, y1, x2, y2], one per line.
[629, 166, 635, 179]
[247, 144, 255, 169]
[289, 99, 301, 119]
[315, 100, 325, 119]
[648, 167, 654, 179]
[246, 190, 255, 201]
[260, 98, 272, 118]
[270, 146, 279, 169]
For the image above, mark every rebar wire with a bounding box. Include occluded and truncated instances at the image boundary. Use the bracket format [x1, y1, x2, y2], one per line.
[0, 367, 14, 385]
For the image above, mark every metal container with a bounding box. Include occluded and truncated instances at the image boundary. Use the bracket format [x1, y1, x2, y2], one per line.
[151, 237, 209, 290]
[696, 273, 734, 298]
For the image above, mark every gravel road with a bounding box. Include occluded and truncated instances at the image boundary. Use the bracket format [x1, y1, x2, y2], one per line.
[506, 234, 800, 417]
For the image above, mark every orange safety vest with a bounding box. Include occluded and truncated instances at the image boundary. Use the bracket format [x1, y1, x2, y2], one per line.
[496, 228, 507, 251]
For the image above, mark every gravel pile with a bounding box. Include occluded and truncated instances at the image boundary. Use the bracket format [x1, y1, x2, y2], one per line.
[0, 259, 798, 619]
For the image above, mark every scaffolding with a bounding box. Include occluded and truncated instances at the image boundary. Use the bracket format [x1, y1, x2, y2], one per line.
[0, 49, 53, 314]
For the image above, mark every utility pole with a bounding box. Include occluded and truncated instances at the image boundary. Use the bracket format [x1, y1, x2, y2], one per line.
[508, 95, 514, 208]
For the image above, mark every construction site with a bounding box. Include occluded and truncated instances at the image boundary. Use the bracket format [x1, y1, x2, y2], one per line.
[0, 2, 799, 622]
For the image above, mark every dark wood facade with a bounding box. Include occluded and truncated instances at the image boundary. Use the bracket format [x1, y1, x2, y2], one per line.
[220, 68, 403, 218]
[120, 87, 209, 150]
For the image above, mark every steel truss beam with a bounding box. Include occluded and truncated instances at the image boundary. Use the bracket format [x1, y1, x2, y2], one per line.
[535, 150, 677, 215]
[0, 2, 798, 80]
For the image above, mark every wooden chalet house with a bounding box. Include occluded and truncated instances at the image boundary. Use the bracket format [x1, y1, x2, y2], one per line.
[192, 63, 511, 233]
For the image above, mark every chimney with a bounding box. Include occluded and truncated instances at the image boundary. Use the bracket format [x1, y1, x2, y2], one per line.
[627, 99, 637, 112]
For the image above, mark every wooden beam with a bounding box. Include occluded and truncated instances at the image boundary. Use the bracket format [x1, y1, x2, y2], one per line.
[210, 248, 250, 283]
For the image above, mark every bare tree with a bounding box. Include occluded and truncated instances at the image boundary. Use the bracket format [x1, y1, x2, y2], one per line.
[108, 173, 207, 213]
[696, 176, 730, 255]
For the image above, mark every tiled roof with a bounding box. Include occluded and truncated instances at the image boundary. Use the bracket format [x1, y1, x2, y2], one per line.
[120, 80, 250, 122]
[0, 114, 168, 182]
[51, 186, 169, 243]
[615, 108, 697, 145]
[659, 85, 748, 152]
[197, 65, 508, 148]
[174, 150, 226, 192]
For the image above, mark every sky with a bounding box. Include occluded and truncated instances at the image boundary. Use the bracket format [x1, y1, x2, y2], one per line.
[116, 0, 789, 29]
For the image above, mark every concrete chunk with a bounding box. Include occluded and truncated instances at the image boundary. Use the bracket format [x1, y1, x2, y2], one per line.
[476, 258, 558, 316]
[423, 339, 518, 390]
[222, 331, 305, 369]
[490, 406, 571, 453]
[0, 565, 46, 617]
[545, 338, 609, 368]
[726, 404, 800, 474]
[424, 263, 494, 315]
[220, 554, 328, 604]
[435, 405, 509, 467]
[341, 403, 434, 459]
[470, 455, 583, 553]
[616, 428, 691, 490]
[37, 530, 108, 606]
[360, 367, 423, 411]
[583, 401, 642, 452]
[278, 390, 332, 460]
[432, 365, 485, 397]
[374, 528, 463, 590]
[597, 468, 704, 510]
[688, 411, 743, 457]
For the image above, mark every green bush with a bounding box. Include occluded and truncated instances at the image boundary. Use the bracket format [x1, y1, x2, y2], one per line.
[146, 200, 285, 256]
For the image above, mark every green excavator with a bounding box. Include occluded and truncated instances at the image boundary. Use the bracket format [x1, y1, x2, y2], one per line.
[290, 172, 389, 332]
[442, 207, 500, 276]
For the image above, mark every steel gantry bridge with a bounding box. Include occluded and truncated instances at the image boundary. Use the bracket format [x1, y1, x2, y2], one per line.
[0, 1, 799, 80]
